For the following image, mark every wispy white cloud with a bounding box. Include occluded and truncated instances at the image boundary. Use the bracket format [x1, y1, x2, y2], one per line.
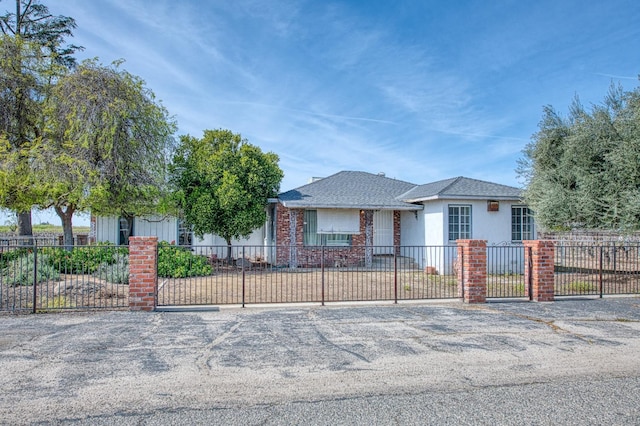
[595, 73, 638, 81]
[8, 0, 637, 226]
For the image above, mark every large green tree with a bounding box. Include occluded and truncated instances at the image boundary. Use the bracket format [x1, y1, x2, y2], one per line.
[37, 60, 176, 247]
[518, 81, 640, 231]
[0, 36, 48, 215]
[0, 0, 80, 237]
[171, 129, 283, 261]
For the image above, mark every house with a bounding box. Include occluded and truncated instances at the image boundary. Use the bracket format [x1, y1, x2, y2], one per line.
[91, 170, 534, 272]
[90, 214, 265, 260]
[271, 171, 534, 272]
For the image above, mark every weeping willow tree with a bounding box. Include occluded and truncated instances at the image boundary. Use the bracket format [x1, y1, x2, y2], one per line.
[36, 60, 176, 247]
[518, 80, 640, 231]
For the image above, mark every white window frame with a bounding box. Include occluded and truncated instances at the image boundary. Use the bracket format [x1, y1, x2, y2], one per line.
[511, 206, 534, 242]
[448, 205, 471, 241]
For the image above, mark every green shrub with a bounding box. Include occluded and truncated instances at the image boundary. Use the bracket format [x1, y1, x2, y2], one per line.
[94, 253, 129, 284]
[43, 243, 128, 274]
[1, 253, 60, 286]
[157, 242, 212, 278]
[0, 248, 31, 268]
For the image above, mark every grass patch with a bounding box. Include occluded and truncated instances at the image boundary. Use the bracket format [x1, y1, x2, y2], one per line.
[0, 224, 90, 234]
[38, 295, 75, 311]
[568, 281, 596, 292]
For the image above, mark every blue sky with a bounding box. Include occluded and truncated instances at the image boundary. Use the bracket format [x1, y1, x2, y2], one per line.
[2, 0, 640, 226]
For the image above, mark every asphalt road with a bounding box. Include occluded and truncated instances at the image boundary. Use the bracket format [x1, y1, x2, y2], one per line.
[1, 297, 639, 425]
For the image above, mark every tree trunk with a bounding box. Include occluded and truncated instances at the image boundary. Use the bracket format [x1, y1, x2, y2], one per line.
[16, 211, 33, 245]
[54, 205, 75, 249]
[17, 210, 32, 235]
[226, 238, 233, 264]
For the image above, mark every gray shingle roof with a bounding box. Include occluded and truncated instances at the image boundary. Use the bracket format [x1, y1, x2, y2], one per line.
[278, 171, 420, 210]
[278, 172, 523, 209]
[399, 176, 523, 202]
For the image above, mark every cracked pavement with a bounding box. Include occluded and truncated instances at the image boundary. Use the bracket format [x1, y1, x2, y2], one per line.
[1, 297, 639, 424]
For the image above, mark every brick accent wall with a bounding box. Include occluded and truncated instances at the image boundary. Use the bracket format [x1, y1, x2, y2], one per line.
[129, 236, 158, 311]
[523, 240, 555, 302]
[274, 205, 377, 267]
[456, 239, 487, 303]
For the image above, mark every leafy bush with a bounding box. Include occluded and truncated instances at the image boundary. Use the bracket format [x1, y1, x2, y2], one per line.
[0, 248, 31, 268]
[43, 243, 128, 274]
[94, 253, 129, 284]
[1, 252, 59, 286]
[157, 242, 212, 278]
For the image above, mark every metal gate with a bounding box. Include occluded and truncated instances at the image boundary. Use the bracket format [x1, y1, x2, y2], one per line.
[156, 245, 460, 307]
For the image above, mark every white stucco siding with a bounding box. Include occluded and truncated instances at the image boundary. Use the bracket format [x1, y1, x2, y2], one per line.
[433, 199, 523, 245]
[400, 211, 423, 246]
[400, 210, 456, 272]
[423, 202, 446, 246]
[417, 199, 530, 274]
[466, 200, 514, 245]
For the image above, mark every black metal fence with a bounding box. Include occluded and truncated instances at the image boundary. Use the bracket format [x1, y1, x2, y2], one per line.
[554, 244, 640, 297]
[4, 240, 640, 313]
[486, 245, 527, 298]
[0, 234, 90, 248]
[157, 245, 461, 306]
[0, 243, 129, 313]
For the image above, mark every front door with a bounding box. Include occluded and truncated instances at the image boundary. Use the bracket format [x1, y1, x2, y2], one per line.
[373, 210, 393, 254]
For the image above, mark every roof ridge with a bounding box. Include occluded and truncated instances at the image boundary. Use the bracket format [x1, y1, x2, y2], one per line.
[464, 176, 523, 190]
[437, 176, 463, 195]
[396, 184, 421, 200]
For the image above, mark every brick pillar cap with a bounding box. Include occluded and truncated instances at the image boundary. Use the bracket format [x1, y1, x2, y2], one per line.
[129, 236, 159, 242]
[456, 239, 487, 246]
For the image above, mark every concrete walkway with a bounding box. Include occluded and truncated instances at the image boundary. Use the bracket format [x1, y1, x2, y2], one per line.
[1, 297, 639, 425]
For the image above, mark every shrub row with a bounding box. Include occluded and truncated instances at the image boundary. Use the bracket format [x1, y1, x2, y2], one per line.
[1, 242, 213, 286]
[157, 242, 213, 278]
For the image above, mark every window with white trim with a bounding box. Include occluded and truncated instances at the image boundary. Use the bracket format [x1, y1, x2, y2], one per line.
[448, 205, 471, 241]
[303, 210, 352, 246]
[511, 206, 534, 242]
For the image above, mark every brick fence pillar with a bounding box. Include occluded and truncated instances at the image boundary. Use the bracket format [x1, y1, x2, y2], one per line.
[523, 240, 555, 302]
[129, 236, 158, 311]
[457, 240, 487, 303]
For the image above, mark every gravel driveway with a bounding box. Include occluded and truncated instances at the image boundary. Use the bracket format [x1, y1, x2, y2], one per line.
[1, 297, 639, 425]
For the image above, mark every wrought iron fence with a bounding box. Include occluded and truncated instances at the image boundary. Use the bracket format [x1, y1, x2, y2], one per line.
[0, 244, 129, 313]
[554, 244, 640, 297]
[486, 245, 527, 298]
[157, 245, 460, 306]
[5, 240, 639, 312]
[0, 234, 90, 248]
